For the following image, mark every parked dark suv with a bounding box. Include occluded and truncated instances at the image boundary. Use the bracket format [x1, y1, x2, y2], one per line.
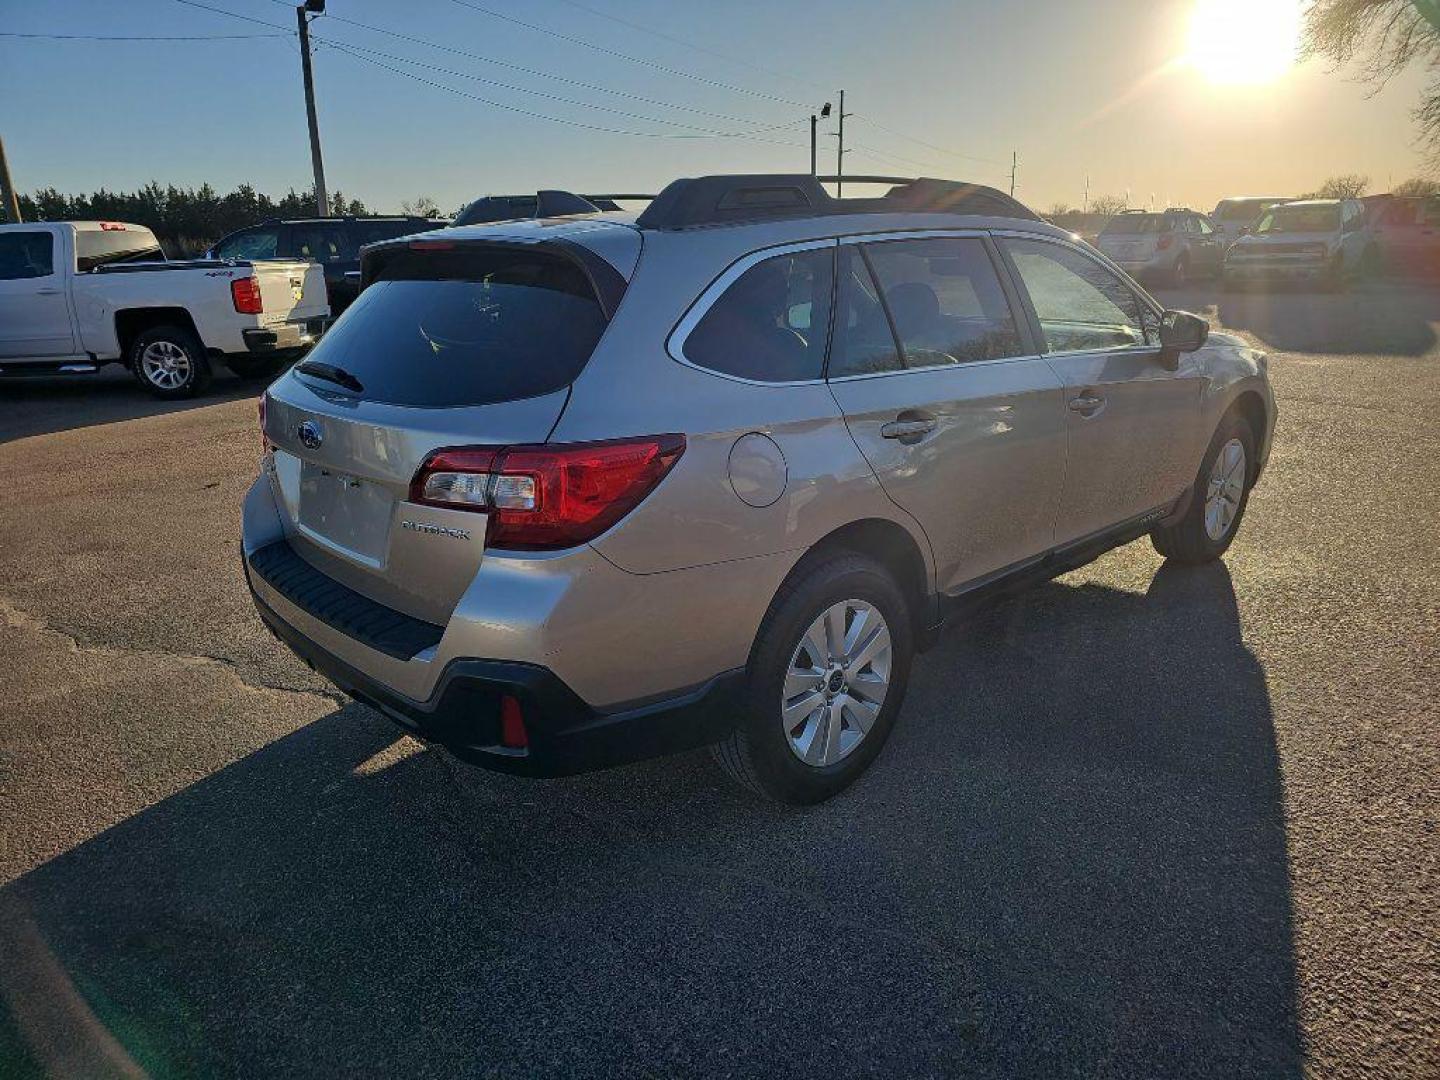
[209, 216, 447, 313]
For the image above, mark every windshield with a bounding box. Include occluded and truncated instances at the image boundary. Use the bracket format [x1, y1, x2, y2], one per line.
[1254, 205, 1340, 234]
[1100, 214, 1169, 236]
[295, 246, 607, 407]
[1214, 199, 1282, 221]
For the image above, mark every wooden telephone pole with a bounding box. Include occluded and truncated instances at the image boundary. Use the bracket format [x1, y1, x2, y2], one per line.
[0, 136, 21, 224]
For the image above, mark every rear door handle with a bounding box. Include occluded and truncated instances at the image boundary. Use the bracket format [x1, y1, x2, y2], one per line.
[1068, 394, 1105, 415]
[880, 417, 937, 441]
[35, 287, 62, 296]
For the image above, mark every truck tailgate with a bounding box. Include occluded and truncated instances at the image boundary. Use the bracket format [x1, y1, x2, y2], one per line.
[251, 261, 330, 323]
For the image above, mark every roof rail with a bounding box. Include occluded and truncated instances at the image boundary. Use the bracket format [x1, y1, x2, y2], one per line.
[634, 174, 1039, 231]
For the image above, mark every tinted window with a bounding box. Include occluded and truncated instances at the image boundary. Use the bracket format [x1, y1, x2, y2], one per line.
[858, 238, 1021, 369]
[75, 227, 163, 271]
[1100, 214, 1168, 236]
[0, 232, 54, 280]
[1255, 205, 1340, 234]
[292, 223, 353, 264]
[214, 228, 279, 260]
[297, 248, 607, 407]
[1381, 201, 1418, 226]
[830, 246, 904, 377]
[1005, 239, 1146, 353]
[684, 247, 833, 382]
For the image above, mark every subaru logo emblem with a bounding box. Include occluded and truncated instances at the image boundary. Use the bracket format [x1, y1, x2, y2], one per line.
[297, 420, 323, 450]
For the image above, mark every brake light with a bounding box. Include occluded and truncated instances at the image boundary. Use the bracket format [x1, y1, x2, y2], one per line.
[99, 222, 127, 231]
[231, 276, 264, 314]
[499, 695, 528, 749]
[1156, 234, 1174, 251]
[409, 435, 686, 551]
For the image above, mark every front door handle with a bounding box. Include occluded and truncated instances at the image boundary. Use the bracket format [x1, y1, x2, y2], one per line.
[35, 287, 62, 296]
[880, 417, 937, 441]
[1068, 394, 1105, 415]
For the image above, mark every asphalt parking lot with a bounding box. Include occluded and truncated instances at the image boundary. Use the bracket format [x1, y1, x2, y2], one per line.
[1, 281, 1436, 1078]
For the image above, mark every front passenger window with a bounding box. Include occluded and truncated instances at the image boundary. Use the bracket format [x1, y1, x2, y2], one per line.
[1004, 239, 1146, 353]
[0, 232, 55, 280]
[683, 246, 833, 382]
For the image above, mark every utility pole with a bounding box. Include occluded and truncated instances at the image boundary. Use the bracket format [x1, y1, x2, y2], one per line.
[1083, 174, 1089, 214]
[0, 136, 20, 224]
[835, 90, 849, 197]
[297, 2, 329, 217]
[1009, 150, 1018, 198]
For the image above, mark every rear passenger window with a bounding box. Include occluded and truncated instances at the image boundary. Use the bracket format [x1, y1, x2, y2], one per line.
[683, 247, 834, 382]
[853, 237, 1022, 371]
[1004, 239, 1146, 353]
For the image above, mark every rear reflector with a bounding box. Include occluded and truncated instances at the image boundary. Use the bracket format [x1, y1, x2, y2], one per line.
[231, 276, 264, 314]
[409, 435, 686, 550]
[499, 695, 528, 749]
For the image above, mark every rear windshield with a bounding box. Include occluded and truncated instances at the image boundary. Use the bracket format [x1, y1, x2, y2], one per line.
[1214, 199, 1280, 222]
[296, 247, 607, 408]
[1254, 205, 1340, 234]
[76, 227, 163, 271]
[1100, 214, 1168, 235]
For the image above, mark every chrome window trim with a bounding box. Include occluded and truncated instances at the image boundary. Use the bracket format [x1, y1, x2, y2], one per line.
[991, 229, 1163, 357]
[665, 238, 839, 388]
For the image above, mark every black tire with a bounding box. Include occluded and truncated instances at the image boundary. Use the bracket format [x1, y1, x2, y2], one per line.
[1151, 412, 1256, 564]
[128, 324, 212, 399]
[226, 354, 286, 381]
[711, 553, 915, 804]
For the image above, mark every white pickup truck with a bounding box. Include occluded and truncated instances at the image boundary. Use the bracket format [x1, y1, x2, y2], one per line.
[0, 221, 329, 398]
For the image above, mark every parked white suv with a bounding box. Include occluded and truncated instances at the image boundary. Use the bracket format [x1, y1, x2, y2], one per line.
[1223, 199, 1379, 289]
[0, 221, 329, 397]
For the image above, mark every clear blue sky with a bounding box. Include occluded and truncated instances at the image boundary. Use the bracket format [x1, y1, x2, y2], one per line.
[1, 0, 1431, 215]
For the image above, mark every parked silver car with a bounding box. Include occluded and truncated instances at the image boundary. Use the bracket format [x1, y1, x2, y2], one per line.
[1094, 209, 1225, 286]
[1223, 198, 1380, 289]
[242, 174, 1276, 803]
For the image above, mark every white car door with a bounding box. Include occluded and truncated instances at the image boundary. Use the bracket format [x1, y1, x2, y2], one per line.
[0, 230, 75, 359]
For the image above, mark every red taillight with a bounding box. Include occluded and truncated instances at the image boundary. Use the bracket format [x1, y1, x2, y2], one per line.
[409, 435, 686, 551]
[99, 221, 127, 231]
[231, 276, 264, 314]
[499, 694, 528, 749]
[1156, 234, 1174, 251]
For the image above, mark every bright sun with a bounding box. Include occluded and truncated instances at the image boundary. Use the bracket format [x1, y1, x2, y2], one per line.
[1187, 0, 1302, 85]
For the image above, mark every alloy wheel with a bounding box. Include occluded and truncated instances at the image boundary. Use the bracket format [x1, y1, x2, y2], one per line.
[140, 340, 193, 391]
[1204, 437, 1246, 541]
[781, 599, 892, 767]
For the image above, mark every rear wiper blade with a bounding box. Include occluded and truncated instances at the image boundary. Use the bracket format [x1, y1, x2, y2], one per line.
[296, 360, 363, 393]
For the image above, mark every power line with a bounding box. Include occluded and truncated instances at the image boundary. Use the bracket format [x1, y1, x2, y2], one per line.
[0, 29, 287, 40]
[445, 0, 813, 109]
[325, 41, 807, 145]
[324, 39, 805, 138]
[548, 0, 829, 96]
[232, 0, 788, 127]
[173, 0, 294, 32]
[850, 113, 1004, 166]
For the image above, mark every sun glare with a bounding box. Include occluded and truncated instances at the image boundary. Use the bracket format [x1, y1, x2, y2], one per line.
[1187, 0, 1301, 86]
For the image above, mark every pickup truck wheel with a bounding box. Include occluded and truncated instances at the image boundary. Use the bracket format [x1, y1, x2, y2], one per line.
[1151, 413, 1256, 564]
[130, 325, 211, 399]
[711, 553, 914, 804]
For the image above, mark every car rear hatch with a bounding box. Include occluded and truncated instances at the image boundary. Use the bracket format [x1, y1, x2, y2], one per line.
[260, 236, 628, 627]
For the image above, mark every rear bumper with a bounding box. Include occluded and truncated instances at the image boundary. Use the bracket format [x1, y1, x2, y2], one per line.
[246, 564, 742, 777]
[242, 317, 328, 354]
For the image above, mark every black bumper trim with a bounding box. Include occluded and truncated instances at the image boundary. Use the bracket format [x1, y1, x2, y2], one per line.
[248, 540, 444, 661]
[245, 559, 743, 778]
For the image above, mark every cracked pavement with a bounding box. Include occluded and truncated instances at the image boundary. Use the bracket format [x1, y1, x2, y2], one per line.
[1, 282, 1437, 1078]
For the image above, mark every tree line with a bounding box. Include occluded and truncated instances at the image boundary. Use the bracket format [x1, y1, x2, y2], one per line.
[8, 182, 374, 256]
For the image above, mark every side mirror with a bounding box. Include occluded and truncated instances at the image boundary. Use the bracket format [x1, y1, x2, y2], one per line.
[1158, 309, 1208, 370]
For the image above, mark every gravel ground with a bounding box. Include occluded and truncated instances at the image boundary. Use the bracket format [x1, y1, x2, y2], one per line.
[0, 281, 1436, 1078]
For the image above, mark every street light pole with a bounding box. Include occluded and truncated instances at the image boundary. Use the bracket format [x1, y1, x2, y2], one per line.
[297, 2, 329, 217]
[811, 101, 831, 177]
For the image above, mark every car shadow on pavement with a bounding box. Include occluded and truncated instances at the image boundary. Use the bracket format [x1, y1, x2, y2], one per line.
[1152, 280, 1440, 356]
[0, 560, 1301, 1079]
[0, 369, 263, 445]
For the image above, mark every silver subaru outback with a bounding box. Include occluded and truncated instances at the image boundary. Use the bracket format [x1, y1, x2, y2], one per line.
[243, 174, 1276, 804]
